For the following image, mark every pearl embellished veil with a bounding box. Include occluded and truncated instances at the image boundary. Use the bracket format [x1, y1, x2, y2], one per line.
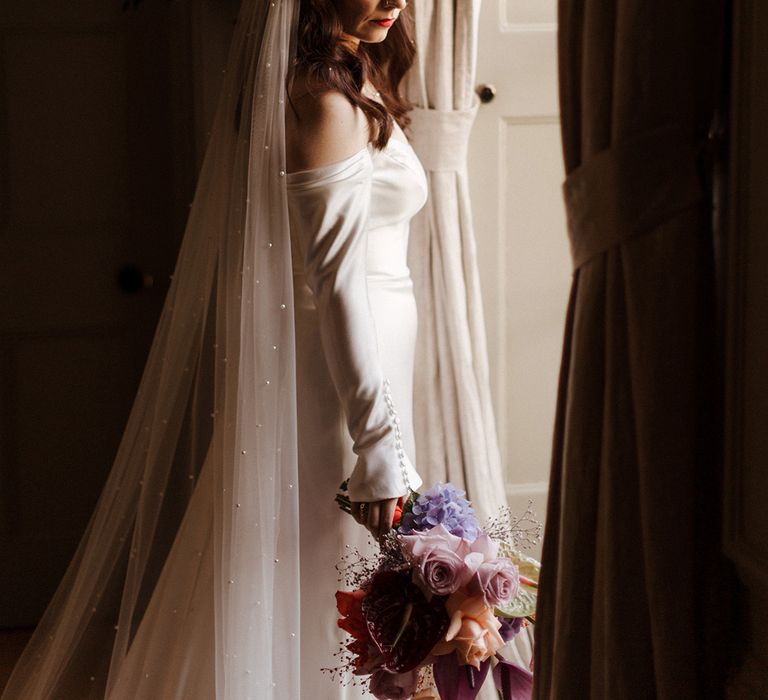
[2, 1, 303, 698]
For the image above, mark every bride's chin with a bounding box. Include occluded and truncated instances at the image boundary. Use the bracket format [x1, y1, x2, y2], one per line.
[360, 33, 389, 45]
[350, 26, 391, 45]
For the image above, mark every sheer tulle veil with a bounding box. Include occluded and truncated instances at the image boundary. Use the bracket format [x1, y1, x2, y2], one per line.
[2, 1, 303, 697]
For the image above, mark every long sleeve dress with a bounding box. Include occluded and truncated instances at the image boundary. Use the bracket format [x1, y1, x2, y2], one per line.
[99, 126, 429, 700]
[288, 126, 428, 699]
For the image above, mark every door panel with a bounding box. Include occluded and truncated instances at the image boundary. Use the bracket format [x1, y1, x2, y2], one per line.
[503, 0, 557, 26]
[4, 31, 128, 230]
[0, 2, 194, 627]
[469, 1, 567, 554]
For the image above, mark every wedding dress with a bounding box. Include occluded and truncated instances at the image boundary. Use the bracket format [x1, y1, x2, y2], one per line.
[290, 129, 427, 699]
[103, 127, 428, 700]
[0, 1, 430, 697]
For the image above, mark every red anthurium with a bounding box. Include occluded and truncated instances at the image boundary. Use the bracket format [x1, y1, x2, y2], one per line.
[336, 589, 369, 640]
[337, 589, 376, 670]
[336, 588, 367, 618]
[346, 638, 371, 671]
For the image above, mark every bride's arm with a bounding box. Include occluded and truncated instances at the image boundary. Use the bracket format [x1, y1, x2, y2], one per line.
[286, 90, 422, 535]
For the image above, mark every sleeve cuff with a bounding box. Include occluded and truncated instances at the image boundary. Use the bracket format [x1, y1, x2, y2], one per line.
[346, 436, 423, 501]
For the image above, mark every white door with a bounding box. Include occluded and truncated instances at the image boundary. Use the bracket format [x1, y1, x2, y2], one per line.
[468, 0, 569, 555]
[0, 1, 195, 628]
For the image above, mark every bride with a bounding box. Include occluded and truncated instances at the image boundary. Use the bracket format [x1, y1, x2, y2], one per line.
[289, 0, 426, 696]
[1, 0, 428, 698]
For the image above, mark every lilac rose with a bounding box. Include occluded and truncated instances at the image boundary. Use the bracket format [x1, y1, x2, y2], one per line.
[369, 668, 418, 700]
[400, 523, 470, 560]
[400, 524, 474, 598]
[461, 532, 501, 577]
[468, 532, 499, 560]
[418, 547, 470, 597]
[469, 558, 520, 607]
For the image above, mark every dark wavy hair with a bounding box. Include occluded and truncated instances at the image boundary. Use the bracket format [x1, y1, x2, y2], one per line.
[292, 0, 416, 149]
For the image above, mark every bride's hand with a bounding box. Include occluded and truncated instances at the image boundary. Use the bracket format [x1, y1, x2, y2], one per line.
[350, 498, 399, 539]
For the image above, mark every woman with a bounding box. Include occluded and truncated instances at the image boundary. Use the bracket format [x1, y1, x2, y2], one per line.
[287, 0, 426, 696]
[1, 1, 425, 698]
[289, 0, 422, 542]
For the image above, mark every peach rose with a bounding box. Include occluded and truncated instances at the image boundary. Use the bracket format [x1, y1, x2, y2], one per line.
[431, 593, 505, 670]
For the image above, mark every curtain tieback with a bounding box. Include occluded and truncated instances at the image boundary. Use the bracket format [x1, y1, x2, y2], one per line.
[408, 103, 479, 172]
[563, 122, 707, 270]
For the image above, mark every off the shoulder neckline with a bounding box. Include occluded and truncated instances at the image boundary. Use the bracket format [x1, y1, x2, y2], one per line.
[286, 145, 370, 180]
[285, 132, 412, 181]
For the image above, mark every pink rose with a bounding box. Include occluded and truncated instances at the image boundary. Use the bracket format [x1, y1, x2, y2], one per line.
[420, 547, 470, 596]
[400, 524, 475, 597]
[469, 558, 520, 606]
[467, 532, 499, 560]
[400, 523, 470, 560]
[431, 594, 505, 670]
[369, 668, 418, 700]
[460, 531, 501, 581]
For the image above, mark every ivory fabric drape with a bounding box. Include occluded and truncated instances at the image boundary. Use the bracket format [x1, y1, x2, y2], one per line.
[534, 1, 736, 697]
[405, 0, 507, 522]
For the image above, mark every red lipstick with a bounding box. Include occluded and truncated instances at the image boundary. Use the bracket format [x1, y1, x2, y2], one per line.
[372, 18, 396, 28]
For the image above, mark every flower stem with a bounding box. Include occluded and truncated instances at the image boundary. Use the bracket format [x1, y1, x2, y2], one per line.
[391, 601, 413, 649]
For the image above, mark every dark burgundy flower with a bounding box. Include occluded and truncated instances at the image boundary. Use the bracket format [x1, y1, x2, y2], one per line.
[362, 569, 450, 673]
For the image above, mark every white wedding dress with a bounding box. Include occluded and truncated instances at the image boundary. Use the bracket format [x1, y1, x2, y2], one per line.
[102, 125, 428, 700]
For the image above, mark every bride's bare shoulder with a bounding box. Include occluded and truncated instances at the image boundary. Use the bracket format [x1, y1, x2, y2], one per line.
[286, 74, 369, 172]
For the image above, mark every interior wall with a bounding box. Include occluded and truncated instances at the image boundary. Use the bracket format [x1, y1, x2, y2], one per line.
[189, 0, 240, 166]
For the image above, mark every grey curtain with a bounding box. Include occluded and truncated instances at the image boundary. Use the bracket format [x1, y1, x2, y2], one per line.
[406, 0, 507, 521]
[534, 1, 736, 698]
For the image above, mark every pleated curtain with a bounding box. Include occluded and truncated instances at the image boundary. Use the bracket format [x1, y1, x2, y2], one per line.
[405, 0, 507, 521]
[534, 1, 737, 697]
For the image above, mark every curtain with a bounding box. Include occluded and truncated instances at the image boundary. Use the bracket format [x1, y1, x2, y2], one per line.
[405, 0, 507, 522]
[534, 1, 736, 697]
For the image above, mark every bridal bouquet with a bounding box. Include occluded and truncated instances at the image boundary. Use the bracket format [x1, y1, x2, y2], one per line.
[333, 482, 540, 700]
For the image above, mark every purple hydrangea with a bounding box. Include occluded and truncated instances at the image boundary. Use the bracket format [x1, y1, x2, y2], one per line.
[397, 483, 480, 541]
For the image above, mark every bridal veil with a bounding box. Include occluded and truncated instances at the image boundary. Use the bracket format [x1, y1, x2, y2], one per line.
[2, 1, 303, 697]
